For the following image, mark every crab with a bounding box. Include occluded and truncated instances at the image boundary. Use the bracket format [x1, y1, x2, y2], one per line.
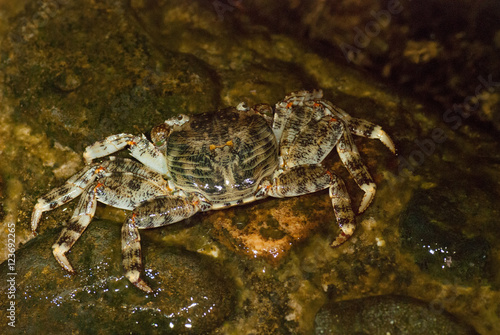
[31, 90, 396, 293]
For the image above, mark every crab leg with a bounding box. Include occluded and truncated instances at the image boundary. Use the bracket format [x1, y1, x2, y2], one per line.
[83, 134, 168, 175]
[121, 219, 150, 292]
[273, 90, 323, 143]
[328, 174, 357, 247]
[347, 117, 396, 154]
[336, 129, 376, 214]
[34, 157, 171, 276]
[52, 185, 98, 273]
[283, 115, 343, 168]
[121, 196, 202, 292]
[266, 164, 356, 247]
[31, 164, 107, 232]
[31, 157, 168, 233]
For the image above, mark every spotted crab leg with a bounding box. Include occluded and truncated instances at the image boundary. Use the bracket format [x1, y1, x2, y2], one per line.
[313, 100, 396, 154]
[31, 163, 107, 233]
[313, 101, 395, 212]
[121, 219, 151, 292]
[83, 134, 168, 175]
[265, 164, 356, 247]
[32, 157, 171, 278]
[272, 90, 323, 143]
[347, 117, 396, 154]
[336, 128, 376, 213]
[328, 173, 357, 246]
[283, 114, 343, 168]
[31, 157, 168, 232]
[51, 185, 98, 273]
[121, 196, 203, 292]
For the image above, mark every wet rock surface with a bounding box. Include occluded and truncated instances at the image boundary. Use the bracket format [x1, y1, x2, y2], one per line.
[315, 295, 479, 335]
[5, 0, 219, 152]
[242, 0, 500, 130]
[400, 187, 491, 284]
[1, 219, 234, 334]
[209, 192, 332, 263]
[1, 0, 499, 334]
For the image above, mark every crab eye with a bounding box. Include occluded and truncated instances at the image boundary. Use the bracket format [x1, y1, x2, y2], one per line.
[253, 104, 274, 117]
[151, 123, 171, 148]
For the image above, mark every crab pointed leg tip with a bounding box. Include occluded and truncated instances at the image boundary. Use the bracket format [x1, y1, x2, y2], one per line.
[60, 262, 76, 274]
[135, 279, 153, 293]
[385, 138, 397, 155]
[53, 249, 75, 273]
[31, 219, 38, 233]
[377, 130, 396, 154]
[330, 236, 347, 248]
[62, 262, 76, 274]
[358, 202, 369, 214]
[330, 240, 340, 248]
[358, 195, 373, 214]
[358, 183, 376, 213]
[31, 223, 39, 234]
[31, 206, 43, 231]
[388, 143, 397, 155]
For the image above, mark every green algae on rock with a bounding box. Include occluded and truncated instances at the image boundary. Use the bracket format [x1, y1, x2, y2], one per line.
[3, 0, 219, 152]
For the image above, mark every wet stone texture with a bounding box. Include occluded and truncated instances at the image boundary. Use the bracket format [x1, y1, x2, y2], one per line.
[315, 295, 479, 335]
[242, 0, 500, 130]
[1, 0, 500, 334]
[0, 219, 234, 334]
[400, 187, 491, 285]
[6, 0, 219, 152]
[209, 192, 332, 263]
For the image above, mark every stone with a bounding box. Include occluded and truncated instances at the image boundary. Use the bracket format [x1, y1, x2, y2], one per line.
[315, 295, 478, 335]
[0, 219, 234, 334]
[400, 188, 491, 284]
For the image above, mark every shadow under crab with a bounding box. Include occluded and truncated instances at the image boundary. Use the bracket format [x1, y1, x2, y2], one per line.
[31, 90, 396, 292]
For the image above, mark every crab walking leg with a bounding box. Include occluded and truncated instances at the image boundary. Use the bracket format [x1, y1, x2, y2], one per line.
[273, 90, 323, 143]
[121, 220, 151, 292]
[52, 185, 98, 273]
[283, 115, 343, 168]
[31, 157, 167, 233]
[266, 165, 356, 247]
[328, 174, 356, 247]
[347, 117, 396, 154]
[83, 133, 168, 175]
[336, 128, 376, 214]
[31, 164, 107, 232]
[121, 196, 202, 292]
[313, 100, 396, 154]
